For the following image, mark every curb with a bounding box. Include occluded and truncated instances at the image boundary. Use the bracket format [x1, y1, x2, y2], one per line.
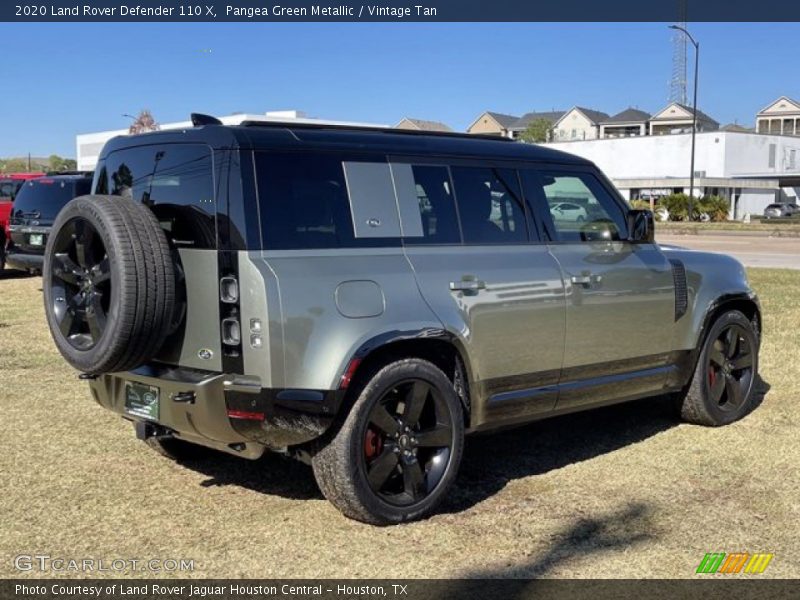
[656, 228, 800, 238]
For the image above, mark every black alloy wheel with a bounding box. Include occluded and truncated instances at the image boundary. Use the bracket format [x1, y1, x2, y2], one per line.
[311, 358, 465, 524]
[362, 378, 455, 506]
[49, 217, 111, 350]
[706, 323, 755, 412]
[679, 309, 760, 427]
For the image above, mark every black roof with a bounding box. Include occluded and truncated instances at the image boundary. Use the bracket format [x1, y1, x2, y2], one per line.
[602, 108, 651, 124]
[99, 121, 591, 166]
[510, 111, 566, 130]
[484, 111, 520, 128]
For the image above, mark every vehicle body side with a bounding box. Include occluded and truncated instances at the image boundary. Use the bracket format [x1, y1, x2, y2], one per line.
[85, 125, 759, 459]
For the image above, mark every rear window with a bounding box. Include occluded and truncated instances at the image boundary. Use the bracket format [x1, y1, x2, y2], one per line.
[12, 178, 91, 220]
[95, 144, 216, 248]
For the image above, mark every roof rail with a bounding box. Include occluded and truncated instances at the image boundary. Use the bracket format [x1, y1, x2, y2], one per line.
[238, 119, 512, 141]
[191, 113, 223, 126]
[45, 170, 93, 177]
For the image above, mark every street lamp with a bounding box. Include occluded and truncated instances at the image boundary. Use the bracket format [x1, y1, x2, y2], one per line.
[669, 24, 699, 220]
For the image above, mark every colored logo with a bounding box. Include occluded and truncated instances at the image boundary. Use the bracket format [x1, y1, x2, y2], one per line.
[696, 552, 774, 574]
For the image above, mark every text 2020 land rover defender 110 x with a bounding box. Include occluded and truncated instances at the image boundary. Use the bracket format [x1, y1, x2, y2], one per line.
[41, 116, 761, 524]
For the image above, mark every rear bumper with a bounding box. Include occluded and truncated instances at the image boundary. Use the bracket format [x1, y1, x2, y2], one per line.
[5, 250, 44, 271]
[88, 364, 344, 457]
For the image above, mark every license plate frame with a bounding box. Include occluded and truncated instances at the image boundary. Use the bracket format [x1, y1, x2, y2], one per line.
[124, 381, 160, 421]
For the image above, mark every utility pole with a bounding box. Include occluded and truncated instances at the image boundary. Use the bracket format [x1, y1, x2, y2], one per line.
[669, 24, 700, 220]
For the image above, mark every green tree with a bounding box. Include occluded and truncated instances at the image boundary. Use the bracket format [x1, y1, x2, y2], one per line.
[0, 157, 32, 173]
[519, 118, 552, 143]
[47, 155, 77, 172]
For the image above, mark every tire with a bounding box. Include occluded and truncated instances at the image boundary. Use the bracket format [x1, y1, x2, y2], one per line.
[145, 436, 210, 461]
[312, 358, 464, 525]
[42, 195, 176, 374]
[679, 310, 759, 426]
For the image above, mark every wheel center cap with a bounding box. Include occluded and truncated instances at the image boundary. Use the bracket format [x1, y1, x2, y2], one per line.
[398, 434, 410, 449]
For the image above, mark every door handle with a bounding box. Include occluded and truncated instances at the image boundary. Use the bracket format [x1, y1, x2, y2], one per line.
[450, 278, 486, 292]
[570, 273, 602, 287]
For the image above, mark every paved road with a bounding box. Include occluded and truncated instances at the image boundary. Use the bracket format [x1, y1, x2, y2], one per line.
[657, 234, 800, 270]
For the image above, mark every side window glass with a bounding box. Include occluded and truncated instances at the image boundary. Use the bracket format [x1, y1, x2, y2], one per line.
[403, 165, 461, 245]
[0, 182, 16, 198]
[539, 173, 627, 242]
[451, 167, 528, 245]
[256, 152, 351, 250]
[342, 162, 401, 238]
[102, 144, 216, 248]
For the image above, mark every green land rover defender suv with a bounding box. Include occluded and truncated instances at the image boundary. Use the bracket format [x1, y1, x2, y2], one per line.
[41, 115, 761, 524]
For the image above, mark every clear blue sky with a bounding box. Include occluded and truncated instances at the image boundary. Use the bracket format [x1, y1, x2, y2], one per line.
[1, 22, 798, 158]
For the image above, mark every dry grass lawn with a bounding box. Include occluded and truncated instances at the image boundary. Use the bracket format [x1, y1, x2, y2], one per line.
[1, 268, 798, 579]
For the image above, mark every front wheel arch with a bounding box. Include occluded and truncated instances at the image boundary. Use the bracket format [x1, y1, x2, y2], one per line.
[698, 295, 761, 351]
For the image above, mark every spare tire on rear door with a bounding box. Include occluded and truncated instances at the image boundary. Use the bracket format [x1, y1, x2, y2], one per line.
[43, 195, 176, 374]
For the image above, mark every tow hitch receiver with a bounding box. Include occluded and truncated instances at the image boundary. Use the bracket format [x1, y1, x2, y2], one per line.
[134, 421, 170, 441]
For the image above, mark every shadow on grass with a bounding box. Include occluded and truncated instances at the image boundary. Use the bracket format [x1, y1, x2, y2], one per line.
[463, 501, 655, 581]
[174, 375, 772, 511]
[442, 395, 681, 515]
[0, 268, 34, 281]
[179, 449, 323, 501]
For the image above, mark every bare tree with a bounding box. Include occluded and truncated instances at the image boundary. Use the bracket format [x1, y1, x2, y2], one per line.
[128, 109, 160, 135]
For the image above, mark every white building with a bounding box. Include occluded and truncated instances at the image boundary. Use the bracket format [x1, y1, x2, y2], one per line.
[76, 110, 386, 171]
[544, 130, 800, 218]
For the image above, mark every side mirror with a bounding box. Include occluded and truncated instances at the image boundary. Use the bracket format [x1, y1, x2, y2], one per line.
[627, 209, 655, 243]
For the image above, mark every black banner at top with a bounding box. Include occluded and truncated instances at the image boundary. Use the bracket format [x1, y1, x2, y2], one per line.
[3, 0, 800, 22]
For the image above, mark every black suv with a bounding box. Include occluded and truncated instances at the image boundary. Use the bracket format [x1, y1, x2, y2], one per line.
[6, 173, 93, 273]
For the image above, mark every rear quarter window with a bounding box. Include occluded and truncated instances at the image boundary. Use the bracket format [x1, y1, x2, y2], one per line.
[255, 152, 400, 250]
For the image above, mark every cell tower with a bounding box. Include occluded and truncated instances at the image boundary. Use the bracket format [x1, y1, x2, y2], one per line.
[669, 0, 688, 105]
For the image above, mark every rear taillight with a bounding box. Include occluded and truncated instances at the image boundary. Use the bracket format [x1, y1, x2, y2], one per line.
[219, 276, 239, 303]
[221, 317, 241, 346]
[227, 409, 265, 421]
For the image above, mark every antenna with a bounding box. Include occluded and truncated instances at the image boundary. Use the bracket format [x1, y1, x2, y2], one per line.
[669, 0, 688, 105]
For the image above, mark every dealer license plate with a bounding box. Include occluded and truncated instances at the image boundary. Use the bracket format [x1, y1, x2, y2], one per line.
[124, 382, 160, 421]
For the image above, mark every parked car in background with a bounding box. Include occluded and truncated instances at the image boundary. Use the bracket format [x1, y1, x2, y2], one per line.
[549, 201, 588, 223]
[763, 202, 800, 219]
[5, 172, 92, 273]
[1, 173, 44, 271]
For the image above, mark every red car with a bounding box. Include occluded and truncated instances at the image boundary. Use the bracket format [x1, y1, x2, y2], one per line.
[1, 172, 45, 271]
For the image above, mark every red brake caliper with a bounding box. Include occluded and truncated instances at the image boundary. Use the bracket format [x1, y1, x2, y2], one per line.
[364, 427, 383, 461]
[708, 366, 716, 387]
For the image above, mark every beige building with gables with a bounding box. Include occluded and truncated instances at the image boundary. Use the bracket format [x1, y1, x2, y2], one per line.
[649, 102, 719, 135]
[756, 96, 800, 136]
